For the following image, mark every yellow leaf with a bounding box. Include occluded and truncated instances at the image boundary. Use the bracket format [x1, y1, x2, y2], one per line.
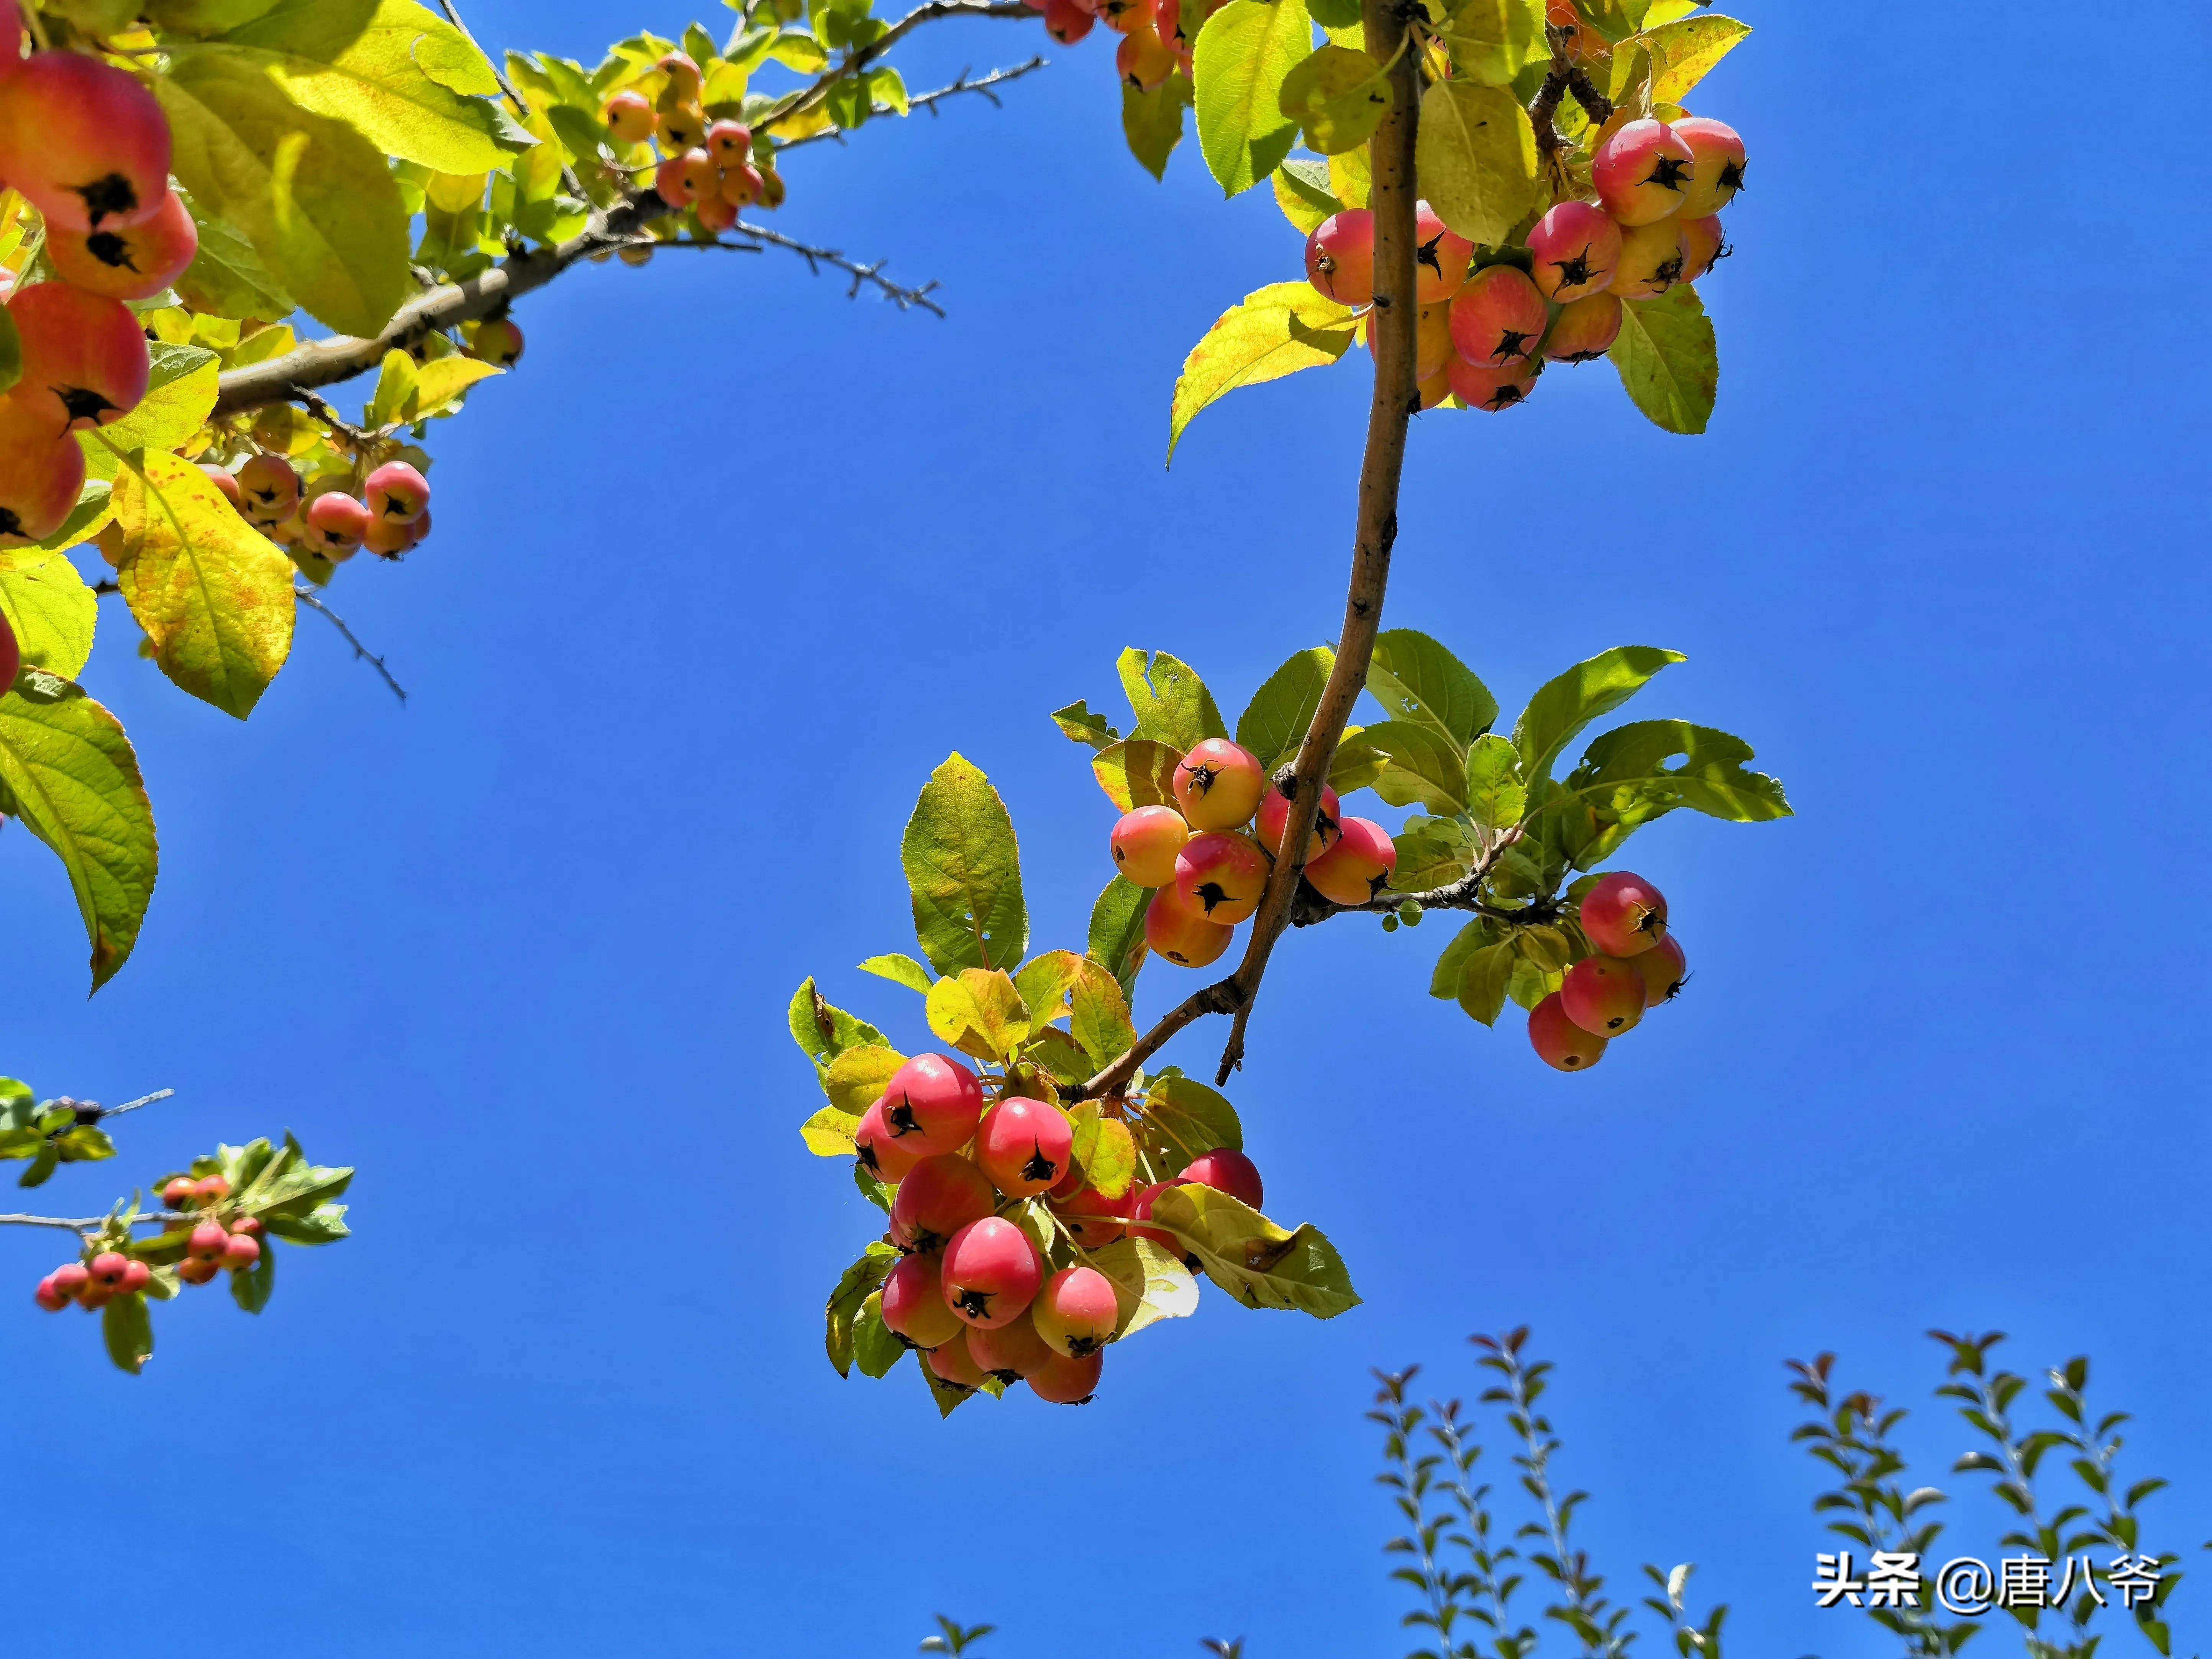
[1415, 79, 1539, 248]
[407, 355, 503, 417]
[1168, 281, 1356, 462]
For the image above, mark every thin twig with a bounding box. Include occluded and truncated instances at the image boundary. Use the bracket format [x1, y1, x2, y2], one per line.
[732, 220, 944, 313]
[292, 386, 374, 450]
[776, 57, 1049, 152]
[0, 1211, 191, 1232]
[295, 584, 408, 705]
[90, 1089, 174, 1121]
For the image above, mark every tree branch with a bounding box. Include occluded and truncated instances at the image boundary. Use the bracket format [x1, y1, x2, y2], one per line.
[295, 584, 408, 705]
[1078, 0, 1423, 1098]
[0, 1211, 189, 1232]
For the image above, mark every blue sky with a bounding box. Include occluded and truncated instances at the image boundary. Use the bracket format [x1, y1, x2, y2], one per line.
[5, 3, 2208, 1655]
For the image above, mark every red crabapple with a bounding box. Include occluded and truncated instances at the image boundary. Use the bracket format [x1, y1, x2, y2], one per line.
[1027, 1346, 1104, 1404]
[1179, 1148, 1263, 1210]
[1174, 831, 1270, 926]
[87, 1252, 133, 1293]
[881, 1252, 967, 1349]
[1611, 218, 1687, 300]
[1031, 1266, 1118, 1359]
[1128, 1181, 1184, 1254]
[236, 455, 298, 523]
[8, 281, 149, 430]
[1672, 117, 1745, 218]
[975, 1096, 1075, 1198]
[705, 120, 754, 167]
[654, 154, 699, 207]
[187, 1222, 229, 1265]
[1448, 264, 1548, 371]
[1043, 0, 1094, 44]
[364, 461, 430, 523]
[469, 318, 524, 367]
[1051, 1182, 1135, 1248]
[231, 1216, 262, 1237]
[877, 1052, 985, 1155]
[1173, 738, 1265, 830]
[1368, 301, 1454, 382]
[177, 1259, 220, 1286]
[658, 51, 703, 97]
[202, 466, 243, 509]
[1592, 118, 1695, 226]
[221, 1232, 262, 1270]
[888, 1154, 996, 1252]
[719, 162, 764, 208]
[969, 1310, 1053, 1380]
[1097, 0, 1154, 33]
[34, 1274, 67, 1312]
[0, 52, 171, 230]
[1633, 935, 1687, 1005]
[854, 1100, 922, 1183]
[193, 1174, 231, 1202]
[1156, 0, 1185, 50]
[1559, 955, 1646, 1037]
[1144, 888, 1233, 968]
[1305, 210, 1374, 308]
[940, 1216, 1044, 1329]
[1117, 24, 1177, 91]
[695, 193, 739, 234]
[925, 1334, 991, 1390]
[305, 493, 371, 558]
[1412, 201, 1472, 302]
[0, 398, 85, 545]
[120, 1259, 150, 1293]
[1111, 804, 1189, 889]
[1525, 201, 1621, 302]
[1579, 870, 1668, 956]
[676, 148, 717, 200]
[50, 1262, 89, 1302]
[46, 190, 197, 302]
[1677, 215, 1725, 282]
[1256, 784, 1341, 862]
[1528, 991, 1607, 1071]
[656, 104, 707, 152]
[362, 515, 414, 556]
[604, 90, 654, 144]
[161, 1176, 198, 1209]
[1544, 292, 1622, 363]
[1304, 816, 1397, 905]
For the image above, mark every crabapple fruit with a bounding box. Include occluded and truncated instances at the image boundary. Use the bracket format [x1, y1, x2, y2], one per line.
[881, 1251, 966, 1349]
[221, 1232, 262, 1270]
[1305, 210, 1374, 308]
[676, 148, 717, 200]
[854, 1100, 925, 1182]
[1544, 292, 1622, 363]
[177, 1258, 220, 1286]
[968, 1310, 1053, 1380]
[756, 168, 786, 210]
[656, 103, 707, 152]
[1304, 816, 1397, 905]
[1128, 1182, 1184, 1254]
[878, 1051, 986, 1156]
[1633, 934, 1687, 1005]
[0, 51, 171, 230]
[236, 455, 299, 523]
[975, 1095, 1075, 1198]
[1448, 264, 1548, 372]
[161, 1176, 197, 1209]
[87, 1252, 133, 1292]
[1677, 214, 1725, 282]
[1027, 1346, 1104, 1404]
[1592, 117, 1695, 226]
[1144, 887, 1233, 968]
[1051, 1181, 1135, 1248]
[719, 162, 764, 207]
[1672, 117, 1745, 218]
[694, 193, 739, 234]
[468, 318, 524, 368]
[1174, 830, 1269, 926]
[46, 190, 197, 302]
[1417, 367, 1452, 411]
[1375, 300, 1454, 382]
[1412, 201, 1472, 302]
[604, 89, 654, 144]
[1031, 1266, 1118, 1359]
[1097, 0, 1154, 32]
[0, 398, 86, 545]
[1042, 0, 1094, 44]
[1579, 870, 1668, 956]
[1528, 991, 1607, 1071]
[362, 514, 415, 556]
[1559, 954, 1646, 1037]
[202, 465, 242, 508]
[193, 1174, 231, 1202]
[8, 280, 150, 430]
[705, 119, 754, 166]
[120, 1260, 150, 1293]
[1525, 201, 1621, 302]
[654, 154, 699, 207]
[34, 1274, 67, 1311]
[1256, 783, 1340, 862]
[1611, 218, 1687, 301]
[1117, 23, 1177, 91]
[925, 1334, 990, 1390]
[1111, 804, 1189, 889]
[364, 461, 430, 523]
[187, 1222, 229, 1265]
[1179, 1147, 1263, 1209]
[51, 1262, 90, 1300]
[940, 1216, 1044, 1329]
[888, 1153, 996, 1252]
[1173, 738, 1265, 830]
[304, 492, 371, 557]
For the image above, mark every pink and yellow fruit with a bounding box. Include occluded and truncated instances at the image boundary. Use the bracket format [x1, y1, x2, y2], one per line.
[926, 1333, 990, 1390]
[1412, 201, 1472, 302]
[1446, 356, 1539, 412]
[1591, 118, 1695, 226]
[0, 398, 86, 546]
[1031, 1266, 1119, 1359]
[853, 1098, 925, 1184]
[1174, 830, 1270, 926]
[940, 1216, 1045, 1329]
[1558, 954, 1646, 1037]
[1579, 870, 1668, 956]
[1179, 1148, 1263, 1209]
[1677, 215, 1725, 282]
[304, 492, 372, 558]
[1116, 23, 1177, 90]
[1611, 218, 1688, 301]
[974, 1095, 1074, 1198]
[1544, 292, 1622, 363]
[236, 454, 301, 523]
[881, 1252, 967, 1349]
[1051, 1181, 1135, 1248]
[1634, 934, 1687, 1005]
[364, 461, 430, 523]
[46, 190, 198, 302]
[604, 89, 654, 144]
[1303, 816, 1397, 905]
[887, 1153, 995, 1252]
[1305, 210, 1375, 308]
[1671, 117, 1745, 218]
[1028, 1346, 1104, 1404]
[1447, 264, 1549, 372]
[1525, 200, 1620, 302]
[969, 1310, 1054, 1380]
[1172, 738, 1265, 830]
[7, 281, 149, 431]
[1528, 991, 1606, 1071]
[0, 52, 171, 230]
[1042, 0, 1094, 43]
[1111, 804, 1190, 888]
[1143, 887, 1233, 968]
[1255, 783, 1340, 861]
[877, 1052, 986, 1156]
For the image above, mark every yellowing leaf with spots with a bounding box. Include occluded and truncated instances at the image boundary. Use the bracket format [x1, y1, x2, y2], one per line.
[1169, 282, 1356, 462]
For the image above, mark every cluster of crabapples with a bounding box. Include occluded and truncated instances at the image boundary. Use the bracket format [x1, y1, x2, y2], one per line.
[30, 1174, 261, 1312]
[853, 1050, 1266, 1404]
[0, 20, 198, 547]
[1530, 870, 1686, 1072]
[1110, 737, 1399, 969]
[1304, 114, 1748, 413]
[611, 51, 785, 234]
[1020, 0, 1205, 96]
[192, 451, 435, 564]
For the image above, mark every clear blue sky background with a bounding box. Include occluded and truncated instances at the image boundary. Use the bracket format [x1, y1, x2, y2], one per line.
[5, 3, 2207, 1655]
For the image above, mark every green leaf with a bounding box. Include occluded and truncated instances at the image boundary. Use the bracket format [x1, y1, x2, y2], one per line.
[1358, 720, 1469, 814]
[175, 193, 297, 319]
[1645, 13, 1751, 102]
[1414, 79, 1538, 247]
[111, 449, 297, 718]
[1192, 0, 1312, 198]
[852, 1292, 908, 1378]
[1271, 157, 1344, 234]
[1090, 1236, 1200, 1339]
[156, 52, 413, 336]
[858, 953, 933, 993]
[17, 1143, 57, 1186]
[1069, 1106, 1139, 1200]
[1140, 1069, 1243, 1158]
[1456, 940, 1515, 1025]
[261, 1202, 348, 1244]
[785, 977, 888, 1071]
[0, 552, 97, 680]
[14, 481, 113, 557]
[1368, 630, 1497, 748]
[1168, 282, 1355, 462]
[1050, 700, 1122, 750]
[1145, 1185, 1359, 1317]
[900, 753, 1028, 976]
[1428, 915, 1499, 998]
[1088, 878, 1149, 1000]
[1277, 44, 1390, 156]
[1122, 69, 1193, 181]
[1236, 645, 1333, 772]
[79, 345, 222, 481]
[825, 1243, 897, 1378]
[1117, 648, 1227, 753]
[365, 346, 419, 430]
[1465, 733, 1526, 830]
[0, 679, 157, 991]
[1609, 286, 1718, 435]
[1092, 738, 1184, 812]
[1012, 949, 1085, 1027]
[1305, 0, 1361, 32]
[1551, 719, 1789, 866]
[0, 303, 18, 400]
[1328, 725, 1388, 793]
[1390, 814, 1472, 890]
[150, 0, 285, 31]
[1513, 646, 1685, 784]
[230, 1236, 276, 1312]
[102, 1292, 154, 1375]
[1434, 0, 1545, 85]
[1069, 959, 1137, 1070]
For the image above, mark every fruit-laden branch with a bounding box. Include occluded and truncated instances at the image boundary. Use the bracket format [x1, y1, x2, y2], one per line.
[1078, 0, 1425, 1097]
